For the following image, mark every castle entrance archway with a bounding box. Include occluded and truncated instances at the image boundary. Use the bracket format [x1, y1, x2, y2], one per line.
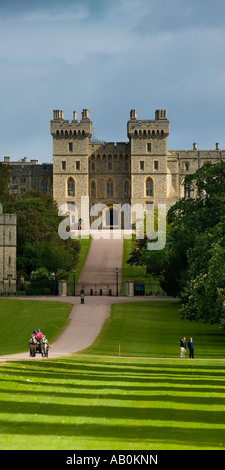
[103, 205, 119, 229]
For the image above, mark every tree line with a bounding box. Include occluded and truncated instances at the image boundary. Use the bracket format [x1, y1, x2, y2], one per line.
[0, 163, 80, 294]
[127, 162, 225, 326]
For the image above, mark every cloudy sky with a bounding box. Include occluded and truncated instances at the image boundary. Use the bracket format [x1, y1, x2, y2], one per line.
[0, 0, 225, 163]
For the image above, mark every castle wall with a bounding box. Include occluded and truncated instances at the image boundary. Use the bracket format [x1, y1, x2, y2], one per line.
[50, 108, 225, 227]
[2, 107, 224, 231]
[0, 204, 17, 294]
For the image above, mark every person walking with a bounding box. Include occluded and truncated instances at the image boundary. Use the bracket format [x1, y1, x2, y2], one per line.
[188, 337, 194, 358]
[180, 337, 186, 358]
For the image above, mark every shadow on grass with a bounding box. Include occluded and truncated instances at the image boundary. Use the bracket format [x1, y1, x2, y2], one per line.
[1, 388, 225, 405]
[1, 400, 225, 425]
[0, 419, 224, 449]
[1, 358, 225, 449]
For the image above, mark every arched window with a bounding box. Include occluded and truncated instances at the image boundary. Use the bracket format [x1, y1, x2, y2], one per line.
[107, 178, 113, 197]
[146, 177, 153, 197]
[67, 177, 75, 197]
[91, 181, 96, 197]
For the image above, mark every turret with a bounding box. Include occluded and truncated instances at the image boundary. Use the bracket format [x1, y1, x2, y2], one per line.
[127, 109, 169, 154]
[50, 109, 92, 138]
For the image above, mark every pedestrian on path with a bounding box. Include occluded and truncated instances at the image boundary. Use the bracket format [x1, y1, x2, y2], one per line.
[180, 337, 186, 358]
[80, 289, 85, 304]
[188, 337, 194, 358]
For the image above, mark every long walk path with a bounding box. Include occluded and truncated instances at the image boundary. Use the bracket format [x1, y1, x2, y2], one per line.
[77, 230, 124, 295]
[0, 231, 177, 362]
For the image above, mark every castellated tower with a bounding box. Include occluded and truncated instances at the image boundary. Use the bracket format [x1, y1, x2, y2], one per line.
[50, 106, 224, 230]
[0, 204, 17, 294]
[128, 109, 175, 211]
[51, 109, 92, 219]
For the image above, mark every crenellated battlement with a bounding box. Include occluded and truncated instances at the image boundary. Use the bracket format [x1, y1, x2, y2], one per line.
[127, 109, 169, 139]
[51, 109, 92, 138]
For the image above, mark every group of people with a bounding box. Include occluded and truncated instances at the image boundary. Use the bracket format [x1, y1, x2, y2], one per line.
[33, 329, 43, 341]
[180, 337, 194, 358]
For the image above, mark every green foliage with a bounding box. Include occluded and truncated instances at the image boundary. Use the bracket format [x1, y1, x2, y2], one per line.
[126, 162, 225, 324]
[25, 267, 58, 295]
[3, 192, 81, 281]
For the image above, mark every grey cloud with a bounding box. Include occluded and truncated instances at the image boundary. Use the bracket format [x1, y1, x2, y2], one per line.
[135, 0, 225, 35]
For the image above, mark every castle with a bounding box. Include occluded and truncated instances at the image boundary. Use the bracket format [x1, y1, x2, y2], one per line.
[2, 108, 225, 229]
[50, 108, 225, 228]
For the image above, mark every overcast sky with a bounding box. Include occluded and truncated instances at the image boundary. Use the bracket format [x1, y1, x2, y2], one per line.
[0, 0, 225, 163]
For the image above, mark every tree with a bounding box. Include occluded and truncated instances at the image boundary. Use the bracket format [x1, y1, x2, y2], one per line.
[3, 192, 80, 279]
[180, 218, 225, 325]
[126, 162, 225, 324]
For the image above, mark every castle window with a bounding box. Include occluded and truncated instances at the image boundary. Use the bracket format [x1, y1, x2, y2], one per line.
[42, 180, 48, 193]
[107, 179, 114, 197]
[91, 162, 95, 171]
[184, 162, 189, 171]
[8, 256, 11, 267]
[124, 181, 129, 197]
[125, 162, 129, 171]
[147, 143, 151, 152]
[146, 177, 153, 197]
[184, 183, 191, 198]
[154, 161, 158, 170]
[108, 162, 112, 171]
[62, 161, 66, 170]
[67, 177, 75, 197]
[140, 161, 144, 170]
[76, 161, 80, 170]
[91, 181, 96, 197]
[69, 143, 73, 152]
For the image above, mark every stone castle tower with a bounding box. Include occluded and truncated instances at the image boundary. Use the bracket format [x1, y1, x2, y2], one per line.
[51, 108, 224, 229]
[0, 204, 17, 294]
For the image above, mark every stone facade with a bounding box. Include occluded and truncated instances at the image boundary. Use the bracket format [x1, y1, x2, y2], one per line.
[2, 156, 53, 196]
[50, 108, 225, 228]
[0, 203, 17, 294]
[2, 108, 224, 229]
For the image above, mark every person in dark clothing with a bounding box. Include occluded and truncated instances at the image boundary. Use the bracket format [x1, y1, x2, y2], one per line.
[188, 337, 194, 358]
[180, 337, 186, 358]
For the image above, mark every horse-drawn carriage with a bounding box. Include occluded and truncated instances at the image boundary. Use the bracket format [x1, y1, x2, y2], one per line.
[29, 333, 49, 358]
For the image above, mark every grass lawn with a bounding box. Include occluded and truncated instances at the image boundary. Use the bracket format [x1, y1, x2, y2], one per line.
[83, 301, 225, 358]
[121, 238, 165, 295]
[0, 299, 72, 355]
[0, 299, 225, 450]
[0, 356, 225, 450]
